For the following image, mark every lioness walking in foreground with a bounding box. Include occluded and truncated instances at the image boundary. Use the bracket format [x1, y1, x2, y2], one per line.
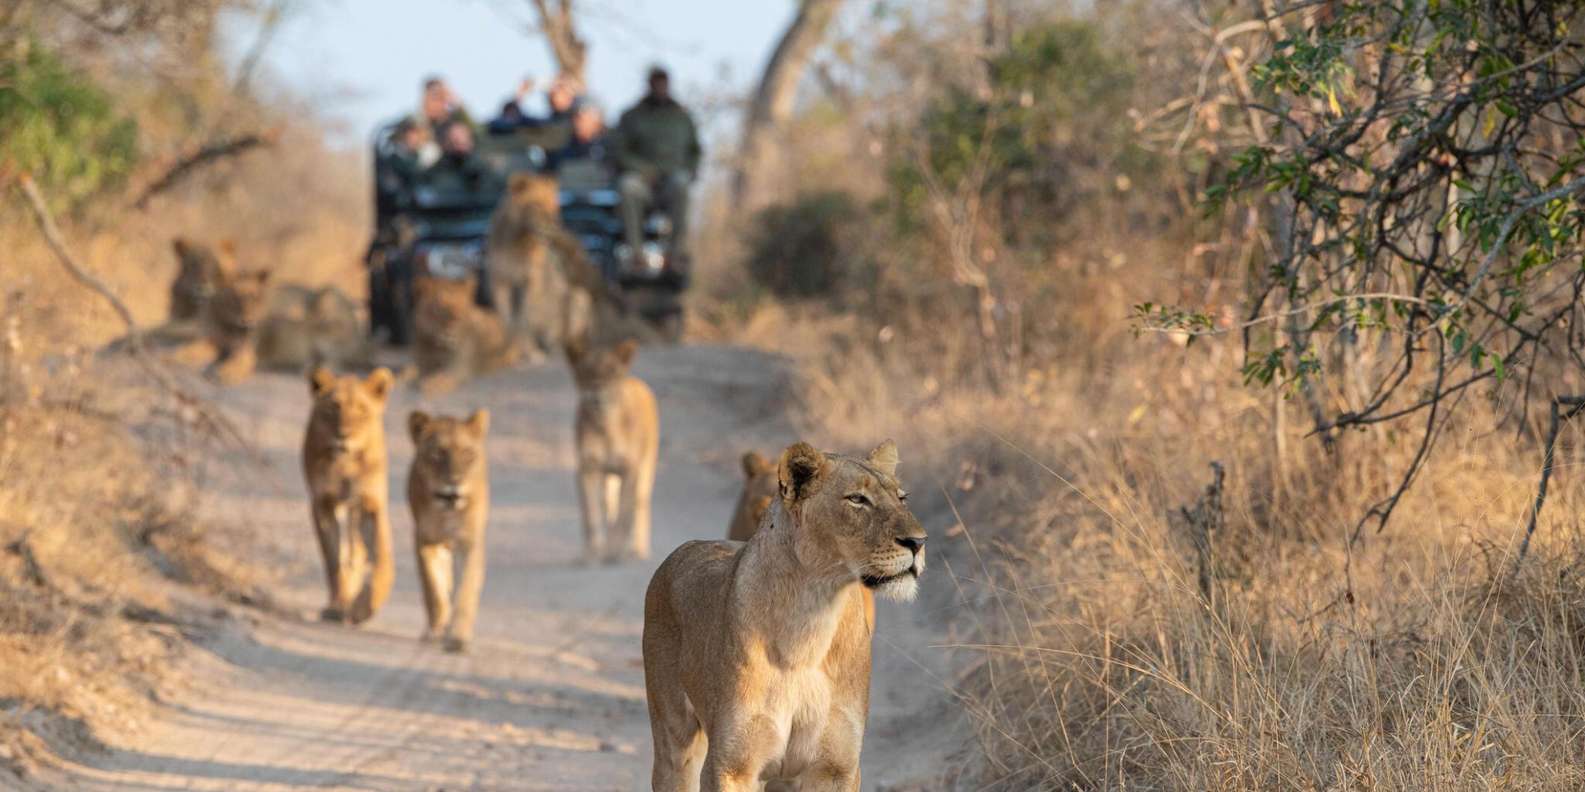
[643, 440, 927, 790]
[407, 409, 491, 653]
[567, 335, 659, 563]
[302, 367, 396, 625]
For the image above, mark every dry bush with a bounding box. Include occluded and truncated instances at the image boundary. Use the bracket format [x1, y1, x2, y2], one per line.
[690, 3, 1585, 785]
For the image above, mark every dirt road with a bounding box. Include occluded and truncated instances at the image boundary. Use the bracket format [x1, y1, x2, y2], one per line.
[29, 344, 959, 790]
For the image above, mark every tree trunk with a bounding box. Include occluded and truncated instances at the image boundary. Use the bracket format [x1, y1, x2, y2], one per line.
[529, 0, 587, 84]
[732, 0, 844, 208]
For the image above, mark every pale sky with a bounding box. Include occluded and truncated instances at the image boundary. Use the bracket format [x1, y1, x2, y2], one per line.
[233, 0, 797, 149]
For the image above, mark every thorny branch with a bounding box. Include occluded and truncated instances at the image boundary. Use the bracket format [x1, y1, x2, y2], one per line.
[1514, 394, 1585, 570]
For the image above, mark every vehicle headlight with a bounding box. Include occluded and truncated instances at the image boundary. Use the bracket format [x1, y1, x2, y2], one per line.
[644, 214, 673, 237]
[640, 242, 667, 273]
[418, 243, 482, 278]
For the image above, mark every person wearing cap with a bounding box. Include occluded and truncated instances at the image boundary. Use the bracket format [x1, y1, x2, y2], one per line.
[615, 66, 702, 269]
[546, 97, 613, 172]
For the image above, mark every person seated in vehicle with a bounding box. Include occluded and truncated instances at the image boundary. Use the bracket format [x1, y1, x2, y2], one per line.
[546, 98, 612, 173]
[418, 75, 472, 167]
[420, 121, 499, 197]
[375, 117, 428, 221]
[487, 73, 579, 148]
[616, 66, 702, 274]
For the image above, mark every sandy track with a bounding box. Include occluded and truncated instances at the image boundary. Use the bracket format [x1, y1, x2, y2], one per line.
[29, 344, 957, 791]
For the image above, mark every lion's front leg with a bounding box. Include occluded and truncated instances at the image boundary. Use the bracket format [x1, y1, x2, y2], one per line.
[207, 341, 257, 385]
[444, 531, 487, 653]
[311, 495, 344, 622]
[415, 540, 453, 641]
[349, 494, 394, 625]
[702, 716, 779, 792]
[335, 499, 367, 619]
[575, 466, 608, 564]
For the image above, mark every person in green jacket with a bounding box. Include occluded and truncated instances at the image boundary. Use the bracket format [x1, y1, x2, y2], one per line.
[615, 66, 702, 273]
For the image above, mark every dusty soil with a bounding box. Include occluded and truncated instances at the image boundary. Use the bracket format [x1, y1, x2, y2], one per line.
[16, 344, 965, 790]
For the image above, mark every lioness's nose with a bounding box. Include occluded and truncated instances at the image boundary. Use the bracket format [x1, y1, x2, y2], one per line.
[896, 536, 926, 554]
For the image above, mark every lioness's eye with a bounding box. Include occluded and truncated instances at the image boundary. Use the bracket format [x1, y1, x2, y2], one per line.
[845, 493, 871, 507]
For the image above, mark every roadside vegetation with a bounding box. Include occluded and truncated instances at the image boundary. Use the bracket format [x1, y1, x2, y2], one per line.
[699, 1, 1585, 787]
[6, 0, 1585, 788]
[0, 2, 363, 777]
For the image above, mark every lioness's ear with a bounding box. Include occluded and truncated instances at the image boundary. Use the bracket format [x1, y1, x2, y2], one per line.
[172, 237, 193, 259]
[467, 409, 490, 436]
[778, 441, 827, 502]
[408, 410, 430, 442]
[742, 451, 770, 478]
[217, 239, 237, 258]
[867, 439, 899, 477]
[364, 367, 394, 400]
[614, 339, 638, 367]
[309, 366, 336, 396]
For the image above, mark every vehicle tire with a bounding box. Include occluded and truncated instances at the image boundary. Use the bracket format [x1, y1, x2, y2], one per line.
[367, 263, 391, 340]
[656, 309, 684, 344]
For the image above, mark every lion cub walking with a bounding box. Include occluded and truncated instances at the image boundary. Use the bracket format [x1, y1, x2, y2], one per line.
[406, 409, 491, 653]
[643, 441, 927, 790]
[566, 335, 658, 563]
[727, 451, 779, 542]
[302, 367, 397, 625]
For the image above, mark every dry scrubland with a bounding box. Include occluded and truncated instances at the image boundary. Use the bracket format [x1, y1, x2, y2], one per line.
[6, 1, 1585, 790]
[0, 4, 368, 769]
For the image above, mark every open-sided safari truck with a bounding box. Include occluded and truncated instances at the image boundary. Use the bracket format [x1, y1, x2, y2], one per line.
[366, 122, 544, 346]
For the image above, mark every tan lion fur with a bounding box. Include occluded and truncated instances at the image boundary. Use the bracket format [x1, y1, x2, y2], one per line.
[302, 367, 397, 626]
[642, 440, 926, 790]
[411, 275, 520, 394]
[406, 409, 491, 653]
[567, 334, 659, 563]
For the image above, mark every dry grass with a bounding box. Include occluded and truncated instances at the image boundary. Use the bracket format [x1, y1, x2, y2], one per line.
[0, 108, 363, 774]
[707, 212, 1585, 789]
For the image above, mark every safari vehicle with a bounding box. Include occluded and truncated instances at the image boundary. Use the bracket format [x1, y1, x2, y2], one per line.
[555, 158, 687, 340]
[366, 121, 543, 345]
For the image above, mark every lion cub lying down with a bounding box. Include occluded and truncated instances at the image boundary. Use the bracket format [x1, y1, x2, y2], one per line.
[643, 440, 927, 790]
[412, 275, 520, 394]
[407, 409, 491, 653]
[302, 367, 396, 625]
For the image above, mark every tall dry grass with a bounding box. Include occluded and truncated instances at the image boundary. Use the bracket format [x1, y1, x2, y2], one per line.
[701, 136, 1585, 786]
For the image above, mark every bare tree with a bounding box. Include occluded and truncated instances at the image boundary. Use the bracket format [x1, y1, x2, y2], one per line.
[732, 0, 844, 208]
[527, 0, 587, 83]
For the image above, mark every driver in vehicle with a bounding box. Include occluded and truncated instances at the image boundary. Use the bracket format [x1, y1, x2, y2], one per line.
[615, 66, 702, 276]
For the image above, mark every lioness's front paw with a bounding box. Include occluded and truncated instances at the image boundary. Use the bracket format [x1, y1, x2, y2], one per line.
[442, 636, 469, 654]
[319, 606, 344, 623]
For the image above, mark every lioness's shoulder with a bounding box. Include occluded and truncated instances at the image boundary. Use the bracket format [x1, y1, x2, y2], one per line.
[647, 540, 740, 604]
